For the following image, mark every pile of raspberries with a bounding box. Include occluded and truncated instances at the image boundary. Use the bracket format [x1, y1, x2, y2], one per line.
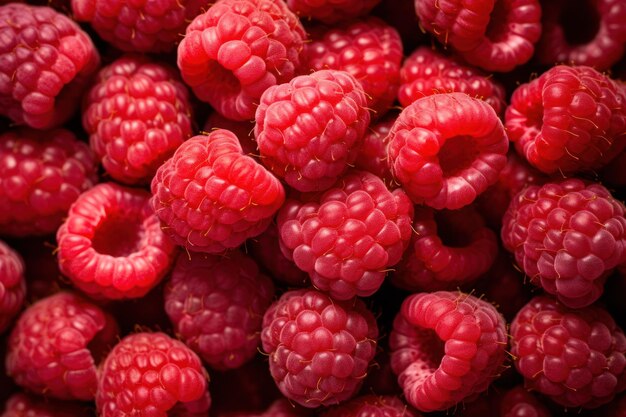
[1, 0, 626, 416]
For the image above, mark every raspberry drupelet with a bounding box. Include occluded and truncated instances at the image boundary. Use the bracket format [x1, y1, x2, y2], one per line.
[320, 394, 418, 417]
[177, 0, 306, 121]
[353, 112, 396, 187]
[285, 0, 381, 24]
[0, 240, 26, 334]
[1, 392, 94, 417]
[389, 291, 508, 412]
[56, 182, 178, 300]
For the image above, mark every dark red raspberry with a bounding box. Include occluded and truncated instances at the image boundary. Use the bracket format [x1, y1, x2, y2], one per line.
[82, 55, 194, 185]
[505, 65, 626, 175]
[6, 291, 118, 401]
[278, 170, 414, 300]
[510, 295, 626, 408]
[1, 392, 93, 417]
[221, 399, 311, 417]
[255, 69, 371, 192]
[177, 0, 306, 121]
[0, 3, 100, 129]
[320, 395, 418, 417]
[501, 179, 626, 308]
[387, 92, 508, 210]
[97, 332, 210, 417]
[302, 18, 403, 117]
[389, 291, 508, 412]
[392, 206, 498, 292]
[354, 112, 395, 187]
[150, 130, 285, 253]
[261, 289, 379, 407]
[203, 112, 257, 156]
[500, 386, 552, 417]
[164, 250, 275, 370]
[0, 128, 98, 237]
[398, 47, 506, 116]
[286, 0, 380, 23]
[0, 240, 25, 333]
[57, 182, 178, 300]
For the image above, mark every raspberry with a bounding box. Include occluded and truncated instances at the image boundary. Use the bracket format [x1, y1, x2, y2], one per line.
[1, 392, 92, 417]
[221, 399, 310, 417]
[501, 179, 626, 308]
[0, 240, 25, 333]
[255, 69, 371, 192]
[397, 47, 506, 116]
[0, 128, 98, 236]
[320, 395, 418, 417]
[302, 18, 403, 117]
[261, 289, 379, 408]
[56, 182, 178, 300]
[389, 291, 508, 412]
[72, 0, 206, 53]
[500, 386, 552, 417]
[278, 170, 414, 300]
[537, 0, 626, 70]
[203, 112, 257, 156]
[387, 92, 508, 210]
[82, 55, 194, 185]
[505, 65, 626, 175]
[510, 295, 626, 408]
[286, 0, 381, 23]
[0, 3, 100, 129]
[353, 112, 395, 187]
[177, 0, 306, 121]
[164, 250, 275, 370]
[97, 332, 210, 417]
[392, 206, 498, 292]
[5, 291, 119, 401]
[150, 130, 285, 253]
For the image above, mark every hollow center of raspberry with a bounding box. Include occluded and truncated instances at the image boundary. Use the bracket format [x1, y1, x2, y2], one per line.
[91, 215, 144, 257]
[206, 61, 241, 99]
[434, 210, 475, 247]
[438, 135, 478, 178]
[485, 0, 510, 42]
[413, 327, 446, 376]
[559, 0, 600, 45]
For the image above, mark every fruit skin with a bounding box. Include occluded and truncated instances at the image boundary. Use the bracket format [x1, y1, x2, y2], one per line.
[320, 394, 418, 417]
[0, 240, 26, 334]
[510, 295, 626, 409]
[0, 392, 93, 417]
[0, 128, 98, 237]
[150, 130, 285, 254]
[82, 55, 194, 185]
[285, 0, 381, 24]
[261, 289, 379, 408]
[177, 0, 306, 121]
[389, 291, 508, 412]
[255, 69, 371, 192]
[501, 179, 626, 308]
[0, 3, 100, 129]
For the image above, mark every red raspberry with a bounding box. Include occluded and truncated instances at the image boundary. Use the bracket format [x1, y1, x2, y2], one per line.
[501, 179, 626, 308]
[320, 395, 417, 417]
[255, 70, 371, 192]
[97, 332, 210, 417]
[500, 386, 552, 417]
[387, 92, 508, 210]
[0, 3, 100, 129]
[177, 0, 306, 121]
[354, 112, 395, 187]
[6, 291, 118, 401]
[286, 0, 380, 23]
[398, 47, 506, 116]
[302, 18, 403, 117]
[0, 240, 25, 333]
[505, 65, 626, 175]
[1, 392, 92, 417]
[537, 0, 626, 71]
[164, 250, 275, 370]
[72, 0, 206, 53]
[389, 291, 508, 412]
[278, 170, 414, 300]
[392, 206, 498, 292]
[56, 182, 178, 300]
[510, 295, 626, 408]
[203, 112, 257, 156]
[150, 130, 285, 254]
[261, 289, 379, 408]
[82, 55, 194, 185]
[0, 128, 98, 236]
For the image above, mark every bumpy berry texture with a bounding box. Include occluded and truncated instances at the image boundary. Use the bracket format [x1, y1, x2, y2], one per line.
[177, 0, 306, 121]
[320, 394, 418, 417]
[97, 332, 211, 417]
[397, 47, 506, 116]
[286, 0, 381, 24]
[510, 295, 626, 408]
[72, 0, 206, 53]
[261, 289, 379, 407]
[390, 291, 508, 412]
[354, 112, 395, 186]
[387, 92, 509, 210]
[1, 392, 93, 417]
[278, 170, 414, 300]
[0, 240, 26, 333]
[302, 18, 403, 117]
[203, 112, 257, 156]
[255, 69, 371, 192]
[501, 179, 626, 308]
[0, 3, 100, 129]
[151, 130, 285, 253]
[5, 292, 118, 401]
[82, 55, 194, 185]
[164, 250, 275, 370]
[57, 182, 177, 300]
[500, 386, 552, 417]
[392, 205, 498, 292]
[505, 65, 626, 175]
